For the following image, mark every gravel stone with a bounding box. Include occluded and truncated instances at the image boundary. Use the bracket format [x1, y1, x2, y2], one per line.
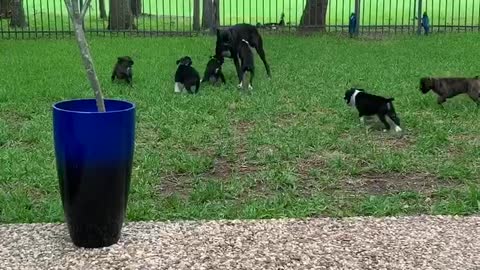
[1, 216, 480, 269]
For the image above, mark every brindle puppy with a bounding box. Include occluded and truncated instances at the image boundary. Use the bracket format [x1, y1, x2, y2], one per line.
[419, 77, 480, 106]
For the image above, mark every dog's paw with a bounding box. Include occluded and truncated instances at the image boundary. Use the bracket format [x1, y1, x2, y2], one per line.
[248, 84, 253, 90]
[394, 126, 403, 132]
[383, 129, 388, 133]
[237, 83, 243, 89]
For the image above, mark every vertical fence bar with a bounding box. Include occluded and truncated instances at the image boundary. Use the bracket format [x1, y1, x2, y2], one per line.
[443, 0, 447, 33]
[375, 0, 379, 33]
[162, 0, 165, 33]
[0, 8, 3, 39]
[368, 0, 372, 33]
[87, 2, 92, 37]
[155, 0, 159, 36]
[472, 0, 475, 32]
[401, 0, 405, 33]
[465, 0, 468, 32]
[25, 0, 31, 38]
[417, 0, 422, 35]
[394, 0, 398, 33]
[46, 0, 51, 37]
[437, 0, 442, 32]
[450, 0, 454, 32]
[40, 0, 44, 37]
[361, 0, 365, 34]
[94, 0, 99, 37]
[457, 0, 461, 33]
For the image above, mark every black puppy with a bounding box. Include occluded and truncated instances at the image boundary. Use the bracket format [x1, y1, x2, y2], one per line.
[238, 39, 255, 91]
[111, 56, 134, 85]
[215, 23, 271, 84]
[420, 77, 480, 106]
[344, 88, 402, 132]
[175, 56, 200, 94]
[257, 13, 285, 30]
[201, 55, 226, 86]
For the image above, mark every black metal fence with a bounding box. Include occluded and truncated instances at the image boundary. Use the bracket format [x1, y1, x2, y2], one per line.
[1, 0, 480, 39]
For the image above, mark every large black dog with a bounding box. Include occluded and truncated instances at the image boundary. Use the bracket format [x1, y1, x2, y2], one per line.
[215, 24, 271, 84]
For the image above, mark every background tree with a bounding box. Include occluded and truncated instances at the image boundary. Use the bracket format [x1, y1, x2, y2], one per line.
[10, 0, 27, 28]
[202, 0, 219, 33]
[131, 0, 141, 17]
[99, 0, 107, 19]
[193, 0, 200, 31]
[0, 0, 12, 18]
[300, 0, 328, 32]
[107, 0, 134, 30]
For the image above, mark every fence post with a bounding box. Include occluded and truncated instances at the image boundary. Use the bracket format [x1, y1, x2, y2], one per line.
[417, 0, 423, 35]
[355, 0, 361, 36]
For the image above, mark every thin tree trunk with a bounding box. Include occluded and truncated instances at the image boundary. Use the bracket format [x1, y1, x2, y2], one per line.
[300, 0, 328, 32]
[202, 0, 219, 33]
[0, 0, 12, 18]
[131, 0, 141, 17]
[64, 0, 106, 112]
[193, 0, 200, 31]
[108, 0, 134, 30]
[9, 0, 27, 28]
[99, 0, 107, 19]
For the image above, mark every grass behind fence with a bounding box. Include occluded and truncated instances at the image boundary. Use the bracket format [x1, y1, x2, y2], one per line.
[1, 33, 480, 223]
[1, 0, 480, 35]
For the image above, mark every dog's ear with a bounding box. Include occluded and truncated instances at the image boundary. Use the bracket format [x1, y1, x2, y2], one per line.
[176, 59, 181, 65]
[117, 57, 124, 62]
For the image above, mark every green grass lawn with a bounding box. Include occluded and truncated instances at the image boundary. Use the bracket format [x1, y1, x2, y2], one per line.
[1, 33, 480, 223]
[1, 0, 479, 35]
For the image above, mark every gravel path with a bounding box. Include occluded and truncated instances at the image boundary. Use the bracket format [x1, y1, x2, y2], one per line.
[1, 216, 480, 270]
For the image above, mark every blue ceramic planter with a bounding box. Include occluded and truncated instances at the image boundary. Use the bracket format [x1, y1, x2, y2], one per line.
[53, 99, 136, 248]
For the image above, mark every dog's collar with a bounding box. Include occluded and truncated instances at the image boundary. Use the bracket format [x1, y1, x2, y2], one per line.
[349, 90, 361, 107]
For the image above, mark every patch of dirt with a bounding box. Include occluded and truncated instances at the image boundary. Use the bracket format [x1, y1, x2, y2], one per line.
[449, 134, 480, 146]
[372, 134, 416, 150]
[295, 154, 328, 196]
[158, 173, 194, 199]
[0, 111, 32, 127]
[157, 120, 264, 197]
[297, 154, 327, 179]
[340, 172, 458, 195]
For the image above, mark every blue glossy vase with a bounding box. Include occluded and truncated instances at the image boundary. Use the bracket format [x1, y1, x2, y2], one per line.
[53, 99, 136, 248]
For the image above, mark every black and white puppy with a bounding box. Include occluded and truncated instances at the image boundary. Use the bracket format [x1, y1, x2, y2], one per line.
[174, 56, 201, 94]
[344, 88, 402, 132]
[201, 55, 226, 86]
[238, 39, 255, 90]
[112, 56, 134, 86]
[215, 23, 271, 84]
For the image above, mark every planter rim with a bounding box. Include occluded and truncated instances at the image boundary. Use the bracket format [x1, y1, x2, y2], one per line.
[53, 98, 135, 114]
